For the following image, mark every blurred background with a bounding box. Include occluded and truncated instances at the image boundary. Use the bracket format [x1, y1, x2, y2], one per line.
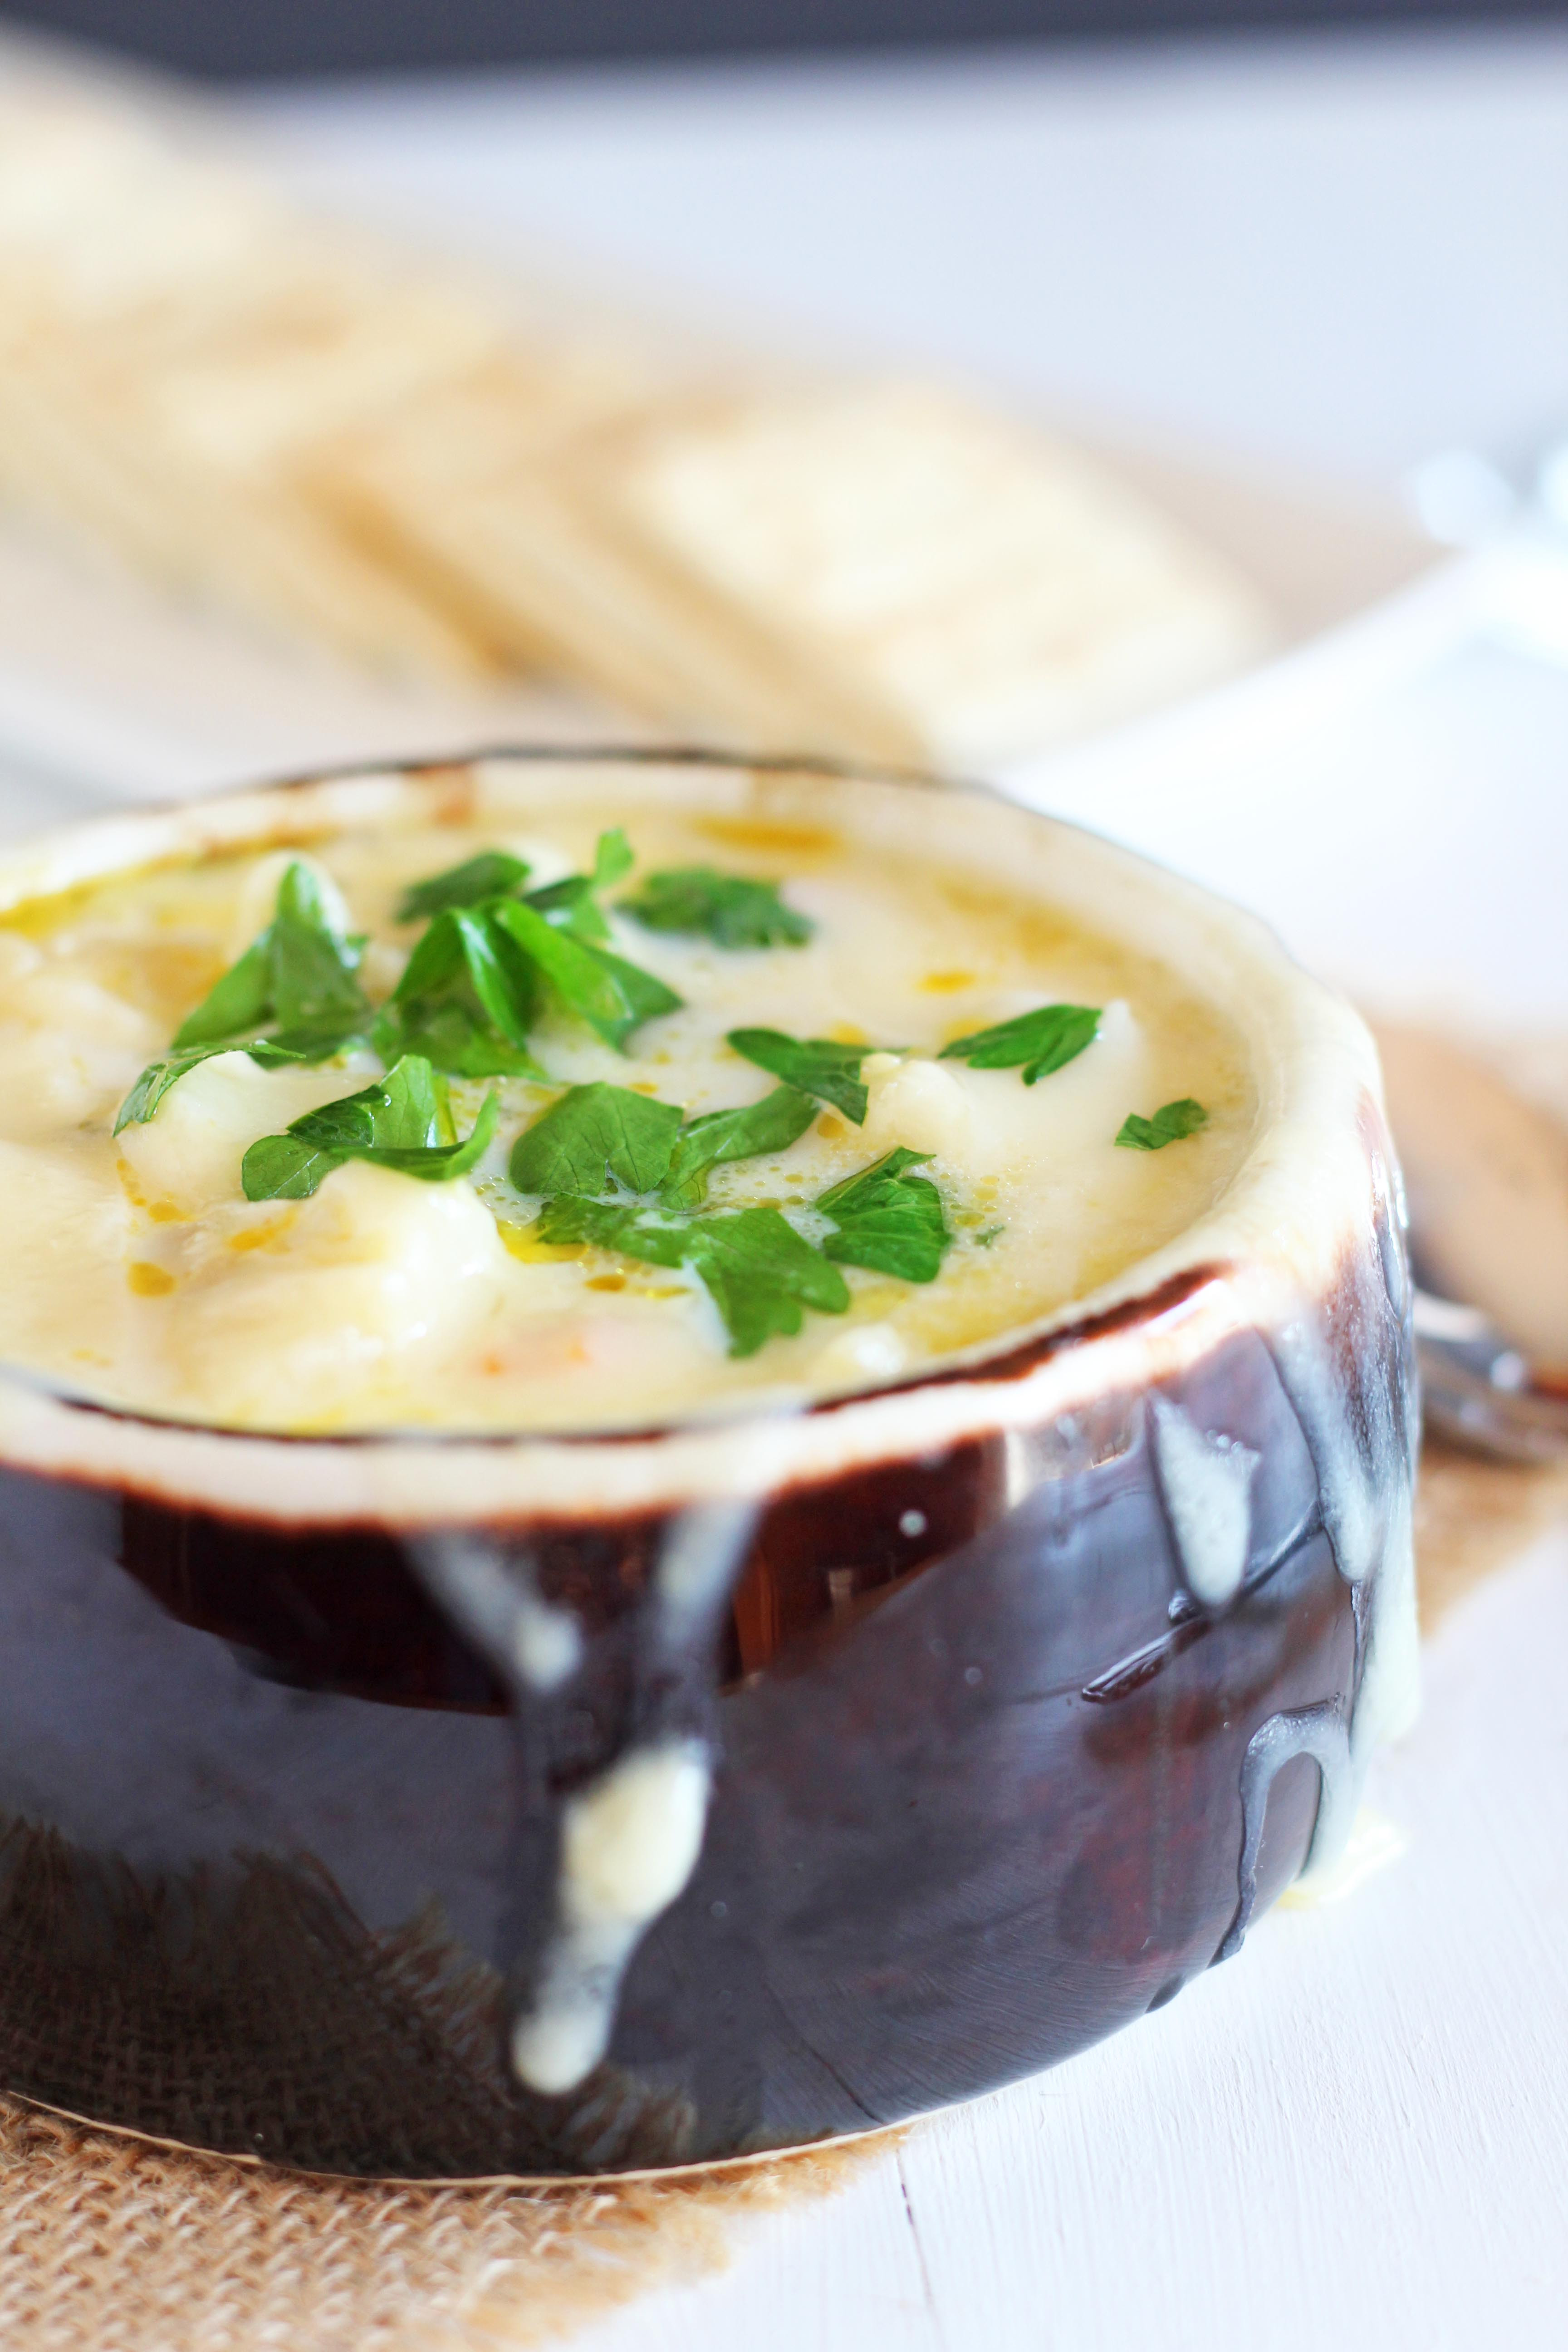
[0, 0, 1564, 76]
[0, 0, 1566, 1019]
[1, 1, 1567, 962]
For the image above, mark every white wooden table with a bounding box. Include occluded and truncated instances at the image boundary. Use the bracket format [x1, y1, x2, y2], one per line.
[5, 24, 1567, 2347]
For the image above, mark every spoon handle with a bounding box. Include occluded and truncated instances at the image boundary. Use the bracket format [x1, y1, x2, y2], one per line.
[1415, 1289, 1568, 1464]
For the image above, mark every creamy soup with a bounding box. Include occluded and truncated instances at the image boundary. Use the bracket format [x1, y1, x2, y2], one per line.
[0, 780, 1254, 1435]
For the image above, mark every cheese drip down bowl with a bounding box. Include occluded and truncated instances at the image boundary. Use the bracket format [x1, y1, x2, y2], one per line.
[0, 750, 1416, 2178]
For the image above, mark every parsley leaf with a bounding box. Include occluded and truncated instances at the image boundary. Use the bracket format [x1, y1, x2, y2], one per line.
[523, 873, 608, 943]
[591, 826, 635, 891]
[522, 828, 636, 944]
[241, 1056, 498, 1201]
[509, 1083, 684, 1198]
[620, 866, 813, 950]
[687, 1209, 850, 1356]
[374, 905, 546, 1079]
[377, 886, 679, 1073]
[538, 1196, 849, 1357]
[395, 830, 632, 934]
[583, 939, 685, 1036]
[116, 862, 371, 1130]
[510, 1081, 816, 1210]
[816, 1147, 952, 1283]
[1115, 1098, 1208, 1151]
[396, 849, 529, 922]
[939, 1002, 1101, 1085]
[175, 861, 369, 1054]
[659, 1086, 818, 1209]
[113, 1037, 311, 1135]
[727, 1029, 882, 1124]
[490, 900, 681, 1052]
[169, 934, 273, 1050]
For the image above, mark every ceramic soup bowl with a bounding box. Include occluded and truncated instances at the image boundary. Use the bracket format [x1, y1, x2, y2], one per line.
[0, 750, 1416, 2178]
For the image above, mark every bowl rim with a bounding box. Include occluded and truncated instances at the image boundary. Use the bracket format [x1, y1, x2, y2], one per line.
[9, 2081, 902, 2188]
[0, 743, 1387, 1524]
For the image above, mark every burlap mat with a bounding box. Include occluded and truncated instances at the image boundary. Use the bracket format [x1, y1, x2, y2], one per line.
[1415, 1440, 1568, 1632]
[0, 1440, 1556, 2352]
[0, 2098, 895, 2352]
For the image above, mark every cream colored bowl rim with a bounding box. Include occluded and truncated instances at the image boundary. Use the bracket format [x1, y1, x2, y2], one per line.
[0, 747, 1387, 1525]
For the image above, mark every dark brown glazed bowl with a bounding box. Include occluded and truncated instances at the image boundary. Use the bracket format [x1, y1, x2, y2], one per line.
[0, 750, 1418, 2179]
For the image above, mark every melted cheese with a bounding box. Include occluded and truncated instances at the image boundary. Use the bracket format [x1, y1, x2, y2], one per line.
[117, 1047, 382, 1215]
[0, 796, 1255, 1434]
[168, 1160, 511, 1433]
[511, 1741, 712, 2095]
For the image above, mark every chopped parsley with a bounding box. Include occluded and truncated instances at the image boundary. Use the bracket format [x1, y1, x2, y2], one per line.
[520, 1115, 952, 1350]
[113, 1037, 311, 1134]
[395, 829, 634, 933]
[375, 833, 680, 1074]
[115, 861, 371, 1131]
[113, 827, 975, 1362]
[1115, 1098, 1208, 1151]
[939, 1002, 1101, 1085]
[176, 861, 370, 1052]
[726, 1029, 885, 1125]
[372, 904, 546, 1079]
[537, 1197, 850, 1357]
[658, 1085, 818, 1209]
[620, 866, 813, 949]
[508, 1083, 684, 1199]
[240, 1056, 498, 1202]
[490, 899, 681, 1052]
[523, 827, 635, 944]
[509, 1080, 817, 1209]
[396, 849, 530, 922]
[816, 1147, 951, 1283]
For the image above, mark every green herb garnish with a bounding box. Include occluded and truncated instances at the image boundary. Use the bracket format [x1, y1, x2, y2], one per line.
[396, 849, 530, 922]
[115, 861, 371, 1131]
[939, 1002, 1101, 1084]
[240, 1055, 498, 1202]
[395, 829, 636, 936]
[376, 889, 680, 1076]
[113, 1037, 311, 1133]
[658, 1086, 818, 1209]
[538, 1196, 849, 1357]
[592, 827, 636, 889]
[1114, 1098, 1208, 1151]
[509, 1079, 817, 1211]
[522, 828, 635, 944]
[620, 866, 813, 950]
[816, 1147, 951, 1283]
[174, 862, 369, 1053]
[490, 900, 681, 1052]
[373, 905, 546, 1080]
[508, 1082, 684, 1199]
[522, 875, 607, 941]
[679, 1210, 851, 1357]
[727, 1029, 884, 1125]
